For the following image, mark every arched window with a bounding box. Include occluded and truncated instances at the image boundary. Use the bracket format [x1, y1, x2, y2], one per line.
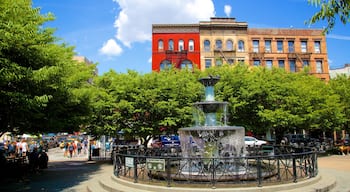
[226, 40, 233, 51]
[215, 39, 222, 50]
[188, 39, 194, 52]
[168, 39, 174, 51]
[178, 39, 184, 51]
[238, 40, 245, 52]
[204, 40, 210, 52]
[180, 60, 193, 69]
[158, 39, 163, 51]
[160, 60, 172, 70]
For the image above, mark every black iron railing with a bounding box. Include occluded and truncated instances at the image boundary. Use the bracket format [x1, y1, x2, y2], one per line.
[112, 145, 318, 188]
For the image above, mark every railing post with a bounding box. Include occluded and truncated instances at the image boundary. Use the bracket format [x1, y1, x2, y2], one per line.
[167, 157, 171, 187]
[292, 156, 297, 183]
[211, 158, 216, 189]
[134, 156, 138, 183]
[311, 152, 316, 177]
[277, 157, 281, 181]
[113, 152, 119, 177]
[257, 157, 262, 187]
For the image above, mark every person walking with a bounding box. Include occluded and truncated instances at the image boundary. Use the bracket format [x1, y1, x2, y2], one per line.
[68, 142, 74, 158]
[77, 141, 82, 156]
[20, 139, 29, 157]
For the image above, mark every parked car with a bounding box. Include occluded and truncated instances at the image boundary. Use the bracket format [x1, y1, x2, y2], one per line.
[244, 136, 267, 147]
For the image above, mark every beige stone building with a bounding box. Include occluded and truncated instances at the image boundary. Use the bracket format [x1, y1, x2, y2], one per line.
[199, 17, 249, 69]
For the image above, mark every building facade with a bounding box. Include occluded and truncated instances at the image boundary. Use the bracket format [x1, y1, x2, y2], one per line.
[248, 28, 329, 80]
[199, 18, 249, 69]
[152, 18, 330, 80]
[152, 24, 201, 71]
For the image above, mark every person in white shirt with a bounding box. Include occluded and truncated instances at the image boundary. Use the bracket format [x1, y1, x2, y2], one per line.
[20, 139, 29, 157]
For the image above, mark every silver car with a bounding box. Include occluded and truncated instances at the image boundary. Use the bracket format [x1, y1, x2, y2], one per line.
[244, 136, 267, 147]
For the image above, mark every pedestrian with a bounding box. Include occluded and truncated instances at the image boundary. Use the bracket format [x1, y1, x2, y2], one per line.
[7, 141, 16, 157]
[83, 139, 88, 154]
[20, 139, 28, 157]
[28, 147, 39, 172]
[77, 142, 82, 156]
[68, 142, 74, 158]
[64, 142, 69, 157]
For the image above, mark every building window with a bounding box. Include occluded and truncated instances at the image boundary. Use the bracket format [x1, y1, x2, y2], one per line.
[180, 60, 193, 69]
[314, 41, 321, 53]
[278, 60, 285, 69]
[238, 40, 245, 52]
[158, 39, 163, 51]
[288, 41, 295, 53]
[253, 40, 259, 53]
[266, 60, 273, 69]
[289, 60, 296, 72]
[316, 60, 323, 73]
[168, 39, 174, 50]
[204, 40, 210, 52]
[238, 59, 245, 64]
[178, 39, 184, 51]
[226, 40, 233, 51]
[301, 41, 307, 53]
[188, 39, 194, 52]
[215, 39, 222, 50]
[253, 60, 261, 66]
[227, 59, 234, 65]
[277, 40, 283, 53]
[303, 60, 309, 68]
[160, 60, 172, 70]
[215, 58, 223, 66]
[265, 40, 271, 53]
[205, 59, 212, 68]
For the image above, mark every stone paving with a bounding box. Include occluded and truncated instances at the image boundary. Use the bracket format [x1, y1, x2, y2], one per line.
[317, 155, 350, 192]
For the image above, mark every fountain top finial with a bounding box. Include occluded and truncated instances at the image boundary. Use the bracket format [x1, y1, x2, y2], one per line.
[199, 75, 220, 87]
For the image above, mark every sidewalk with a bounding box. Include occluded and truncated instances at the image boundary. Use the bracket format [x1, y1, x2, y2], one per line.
[318, 155, 350, 192]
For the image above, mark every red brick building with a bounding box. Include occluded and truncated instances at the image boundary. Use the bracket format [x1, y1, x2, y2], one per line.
[152, 24, 201, 71]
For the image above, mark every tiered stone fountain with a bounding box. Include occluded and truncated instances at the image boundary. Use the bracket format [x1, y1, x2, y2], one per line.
[178, 76, 246, 175]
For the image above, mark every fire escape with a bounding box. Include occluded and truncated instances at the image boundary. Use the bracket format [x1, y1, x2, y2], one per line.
[287, 52, 311, 71]
[165, 50, 188, 68]
[214, 48, 235, 64]
[249, 52, 265, 66]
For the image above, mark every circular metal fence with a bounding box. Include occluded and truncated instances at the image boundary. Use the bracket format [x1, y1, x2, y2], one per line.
[112, 145, 318, 188]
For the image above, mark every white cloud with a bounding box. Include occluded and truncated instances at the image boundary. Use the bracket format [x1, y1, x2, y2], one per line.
[224, 5, 231, 17]
[99, 39, 123, 56]
[328, 58, 333, 64]
[327, 34, 350, 41]
[112, 0, 215, 47]
[148, 57, 152, 63]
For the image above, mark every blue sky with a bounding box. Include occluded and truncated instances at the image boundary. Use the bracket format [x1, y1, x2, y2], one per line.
[32, 0, 350, 75]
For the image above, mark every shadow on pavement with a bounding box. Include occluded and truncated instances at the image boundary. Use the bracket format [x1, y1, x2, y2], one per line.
[0, 159, 111, 192]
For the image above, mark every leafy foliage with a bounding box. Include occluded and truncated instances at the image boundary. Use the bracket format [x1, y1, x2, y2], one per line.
[0, 0, 95, 135]
[308, 0, 350, 33]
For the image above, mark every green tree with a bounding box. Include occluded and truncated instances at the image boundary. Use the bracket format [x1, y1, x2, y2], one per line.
[0, 0, 95, 135]
[114, 69, 202, 146]
[308, 0, 350, 33]
[329, 75, 350, 131]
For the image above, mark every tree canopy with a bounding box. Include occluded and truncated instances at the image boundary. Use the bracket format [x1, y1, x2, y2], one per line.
[0, 0, 96, 136]
[308, 0, 350, 33]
